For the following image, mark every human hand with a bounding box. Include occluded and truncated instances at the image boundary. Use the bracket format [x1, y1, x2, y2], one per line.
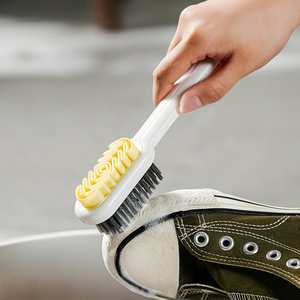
[153, 0, 300, 113]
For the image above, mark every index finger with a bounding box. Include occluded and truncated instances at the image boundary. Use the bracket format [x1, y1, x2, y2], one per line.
[153, 42, 206, 107]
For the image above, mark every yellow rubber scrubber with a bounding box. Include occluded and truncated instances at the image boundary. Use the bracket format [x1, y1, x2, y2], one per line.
[76, 138, 141, 209]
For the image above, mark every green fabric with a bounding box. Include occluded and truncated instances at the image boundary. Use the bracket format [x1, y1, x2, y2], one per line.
[175, 211, 300, 300]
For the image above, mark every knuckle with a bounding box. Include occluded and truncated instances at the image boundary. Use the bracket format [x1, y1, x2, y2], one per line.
[179, 5, 197, 22]
[153, 61, 171, 85]
[185, 27, 201, 47]
[206, 81, 227, 103]
[153, 65, 164, 83]
[179, 6, 205, 48]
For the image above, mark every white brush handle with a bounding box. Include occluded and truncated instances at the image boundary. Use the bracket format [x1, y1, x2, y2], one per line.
[134, 58, 217, 148]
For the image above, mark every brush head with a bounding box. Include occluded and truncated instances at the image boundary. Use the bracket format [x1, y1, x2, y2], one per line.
[75, 137, 161, 234]
[96, 164, 162, 235]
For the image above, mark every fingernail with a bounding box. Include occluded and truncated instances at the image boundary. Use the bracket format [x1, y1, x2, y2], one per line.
[180, 96, 203, 113]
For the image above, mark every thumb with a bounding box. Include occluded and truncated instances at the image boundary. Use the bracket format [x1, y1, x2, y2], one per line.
[179, 60, 242, 113]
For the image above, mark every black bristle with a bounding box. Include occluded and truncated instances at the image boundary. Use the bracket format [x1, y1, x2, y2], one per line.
[139, 177, 152, 195]
[131, 188, 144, 209]
[120, 202, 132, 223]
[142, 172, 155, 189]
[135, 182, 149, 199]
[124, 197, 138, 215]
[96, 163, 162, 235]
[150, 164, 163, 180]
[96, 223, 109, 235]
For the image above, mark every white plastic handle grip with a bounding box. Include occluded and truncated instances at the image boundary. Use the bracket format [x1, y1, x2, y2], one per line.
[134, 58, 217, 148]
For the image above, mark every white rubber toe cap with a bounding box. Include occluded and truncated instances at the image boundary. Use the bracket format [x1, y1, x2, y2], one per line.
[119, 219, 179, 298]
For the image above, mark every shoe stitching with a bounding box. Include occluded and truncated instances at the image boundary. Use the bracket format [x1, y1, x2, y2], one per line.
[178, 287, 216, 299]
[197, 214, 203, 227]
[227, 293, 278, 300]
[180, 289, 209, 299]
[205, 215, 289, 230]
[178, 217, 192, 241]
[179, 287, 278, 300]
[175, 218, 300, 286]
[202, 214, 207, 227]
[177, 286, 188, 299]
[175, 216, 300, 256]
[203, 293, 209, 300]
[175, 215, 208, 238]
[178, 288, 188, 298]
[202, 214, 207, 226]
[175, 215, 289, 238]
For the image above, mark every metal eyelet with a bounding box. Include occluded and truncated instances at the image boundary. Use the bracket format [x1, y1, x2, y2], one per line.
[266, 250, 282, 261]
[194, 232, 209, 247]
[243, 242, 259, 255]
[286, 258, 300, 269]
[219, 236, 234, 251]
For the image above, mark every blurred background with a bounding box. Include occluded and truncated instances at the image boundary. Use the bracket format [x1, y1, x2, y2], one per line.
[0, 0, 300, 242]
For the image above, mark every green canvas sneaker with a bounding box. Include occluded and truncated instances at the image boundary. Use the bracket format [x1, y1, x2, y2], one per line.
[102, 189, 300, 300]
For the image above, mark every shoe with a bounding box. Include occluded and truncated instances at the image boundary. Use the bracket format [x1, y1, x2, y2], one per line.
[102, 189, 300, 300]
